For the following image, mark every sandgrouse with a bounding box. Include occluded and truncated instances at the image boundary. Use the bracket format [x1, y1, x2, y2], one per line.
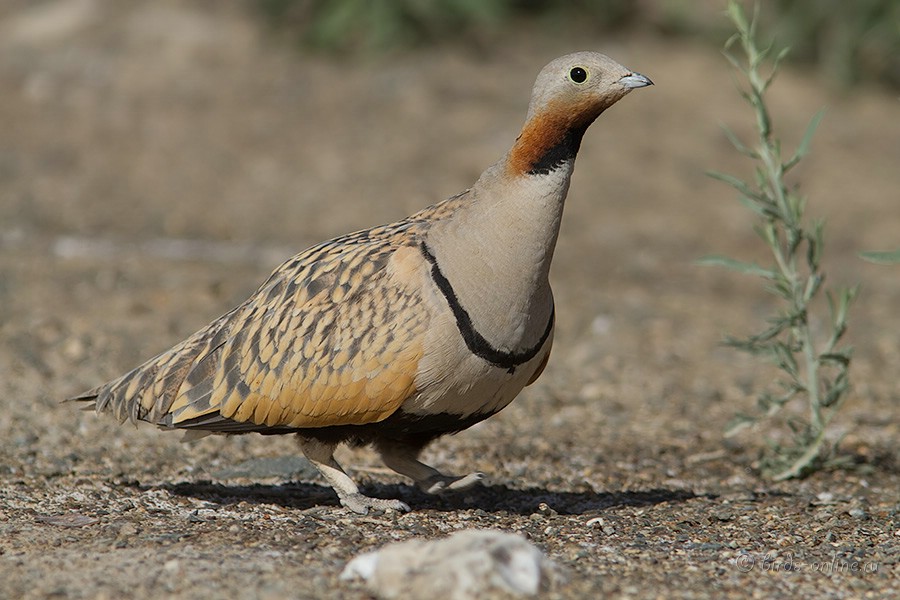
[71, 52, 652, 514]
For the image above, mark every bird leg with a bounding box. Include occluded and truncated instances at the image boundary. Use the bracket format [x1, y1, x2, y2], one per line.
[298, 437, 410, 514]
[378, 441, 485, 495]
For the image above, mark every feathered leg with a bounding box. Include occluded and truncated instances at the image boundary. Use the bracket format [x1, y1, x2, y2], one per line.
[298, 437, 410, 514]
[378, 440, 485, 495]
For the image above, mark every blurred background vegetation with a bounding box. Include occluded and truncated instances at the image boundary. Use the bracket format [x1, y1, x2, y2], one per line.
[254, 0, 900, 90]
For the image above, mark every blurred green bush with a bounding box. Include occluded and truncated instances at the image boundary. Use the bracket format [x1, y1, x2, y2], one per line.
[766, 0, 900, 89]
[255, 0, 635, 52]
[254, 0, 899, 89]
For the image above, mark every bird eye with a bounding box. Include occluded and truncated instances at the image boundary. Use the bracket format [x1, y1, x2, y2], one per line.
[569, 67, 588, 84]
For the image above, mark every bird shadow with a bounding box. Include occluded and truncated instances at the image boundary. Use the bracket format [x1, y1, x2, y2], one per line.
[158, 479, 699, 516]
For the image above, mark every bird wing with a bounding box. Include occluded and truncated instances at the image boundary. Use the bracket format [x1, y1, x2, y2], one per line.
[73, 222, 434, 433]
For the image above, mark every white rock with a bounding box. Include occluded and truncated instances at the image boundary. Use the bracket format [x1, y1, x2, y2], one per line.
[340, 529, 561, 599]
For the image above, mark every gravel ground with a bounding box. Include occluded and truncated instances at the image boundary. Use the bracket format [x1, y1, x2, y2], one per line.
[1, 2, 897, 598]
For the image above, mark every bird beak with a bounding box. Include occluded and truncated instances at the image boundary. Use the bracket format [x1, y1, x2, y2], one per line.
[618, 72, 653, 89]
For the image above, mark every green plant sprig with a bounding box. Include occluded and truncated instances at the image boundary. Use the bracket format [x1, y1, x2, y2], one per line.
[860, 249, 900, 264]
[700, 1, 858, 481]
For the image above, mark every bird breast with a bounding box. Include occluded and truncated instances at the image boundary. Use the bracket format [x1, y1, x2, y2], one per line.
[391, 243, 554, 419]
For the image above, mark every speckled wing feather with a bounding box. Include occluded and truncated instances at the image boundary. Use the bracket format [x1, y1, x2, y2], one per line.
[73, 194, 470, 433]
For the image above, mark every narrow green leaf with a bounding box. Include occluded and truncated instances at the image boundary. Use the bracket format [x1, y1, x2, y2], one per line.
[825, 289, 853, 345]
[756, 100, 771, 140]
[723, 50, 746, 75]
[740, 320, 788, 347]
[726, 1, 749, 35]
[820, 375, 849, 408]
[724, 413, 756, 438]
[748, 1, 760, 40]
[706, 170, 765, 203]
[834, 286, 858, 325]
[696, 255, 776, 278]
[724, 334, 775, 354]
[772, 342, 799, 377]
[739, 195, 774, 218]
[805, 221, 824, 271]
[860, 249, 900, 264]
[784, 108, 826, 172]
[772, 45, 791, 71]
[754, 39, 775, 69]
[760, 389, 797, 416]
[764, 46, 792, 91]
[764, 280, 793, 301]
[719, 123, 759, 158]
[754, 167, 769, 197]
[802, 274, 823, 303]
[761, 221, 778, 246]
[819, 352, 851, 367]
[723, 32, 740, 54]
[787, 225, 802, 255]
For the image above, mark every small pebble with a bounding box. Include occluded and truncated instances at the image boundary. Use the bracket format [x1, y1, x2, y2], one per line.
[62, 337, 86, 361]
[163, 559, 180, 573]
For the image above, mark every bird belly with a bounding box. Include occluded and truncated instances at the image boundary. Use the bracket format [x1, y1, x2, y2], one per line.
[404, 332, 550, 421]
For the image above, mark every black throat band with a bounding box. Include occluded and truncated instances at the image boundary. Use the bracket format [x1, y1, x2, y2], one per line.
[527, 124, 588, 175]
[419, 242, 554, 373]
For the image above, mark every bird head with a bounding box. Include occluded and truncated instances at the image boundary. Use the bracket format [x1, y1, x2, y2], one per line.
[508, 52, 652, 177]
[524, 51, 653, 126]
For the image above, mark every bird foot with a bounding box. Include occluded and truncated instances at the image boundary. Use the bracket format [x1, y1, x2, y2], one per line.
[339, 492, 411, 515]
[421, 471, 486, 495]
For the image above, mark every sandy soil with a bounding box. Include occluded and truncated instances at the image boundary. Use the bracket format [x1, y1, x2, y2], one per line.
[0, 2, 897, 598]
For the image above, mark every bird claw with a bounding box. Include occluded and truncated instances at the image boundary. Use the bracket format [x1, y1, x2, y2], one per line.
[421, 471, 486, 495]
[339, 493, 411, 515]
